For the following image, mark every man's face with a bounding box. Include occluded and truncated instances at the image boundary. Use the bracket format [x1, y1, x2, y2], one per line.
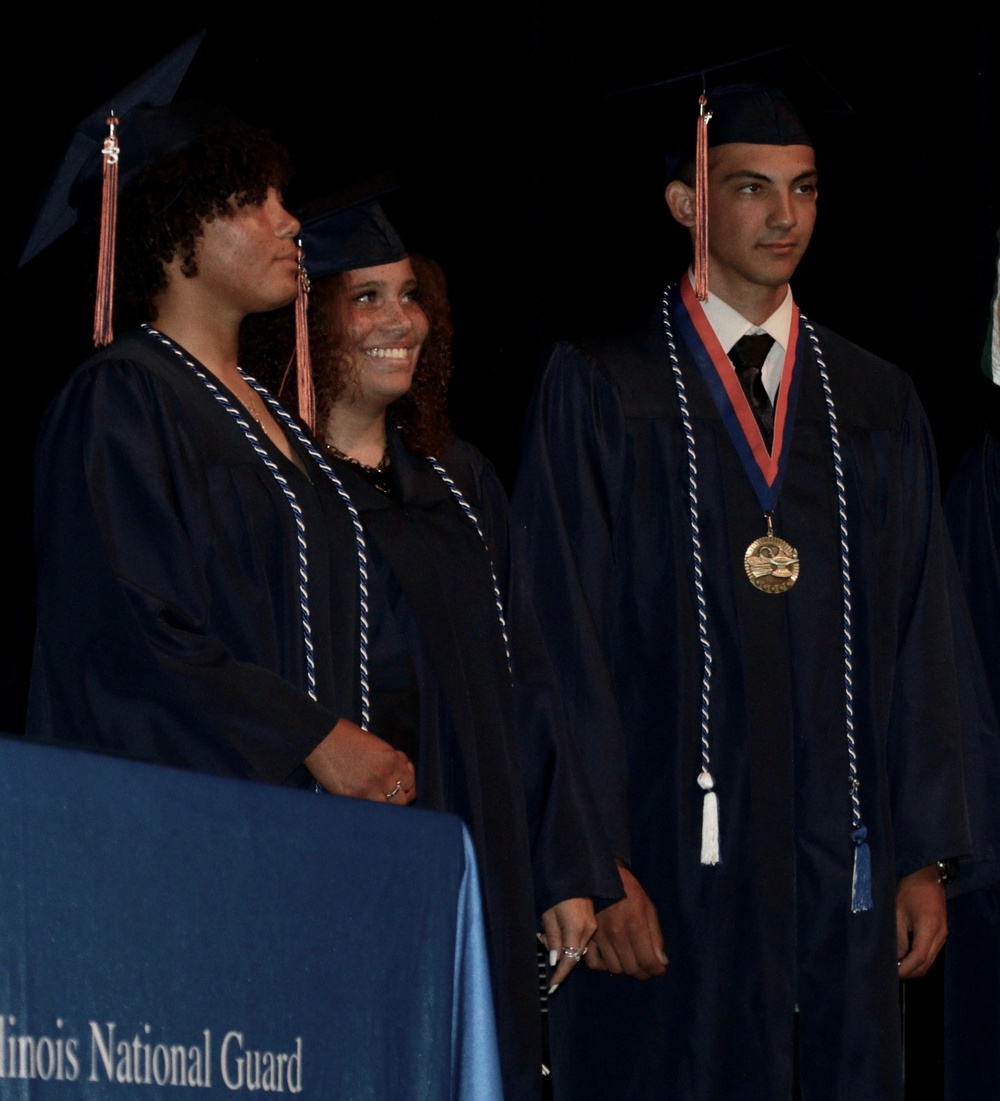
[703, 142, 818, 305]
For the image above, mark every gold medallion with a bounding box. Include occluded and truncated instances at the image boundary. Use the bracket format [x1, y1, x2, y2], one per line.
[744, 523, 800, 594]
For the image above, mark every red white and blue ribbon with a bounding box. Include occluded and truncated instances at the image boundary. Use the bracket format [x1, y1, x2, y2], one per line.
[674, 278, 803, 514]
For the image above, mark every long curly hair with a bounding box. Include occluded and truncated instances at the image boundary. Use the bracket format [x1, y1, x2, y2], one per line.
[241, 253, 453, 458]
[113, 117, 291, 329]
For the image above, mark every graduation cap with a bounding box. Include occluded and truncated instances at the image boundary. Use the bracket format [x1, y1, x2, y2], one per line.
[298, 179, 409, 282]
[288, 181, 410, 430]
[18, 30, 205, 345]
[612, 47, 852, 300]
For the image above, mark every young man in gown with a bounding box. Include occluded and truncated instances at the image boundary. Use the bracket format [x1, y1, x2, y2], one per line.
[513, 84, 971, 1100]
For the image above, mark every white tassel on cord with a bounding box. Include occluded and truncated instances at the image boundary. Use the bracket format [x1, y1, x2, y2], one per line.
[698, 770, 720, 864]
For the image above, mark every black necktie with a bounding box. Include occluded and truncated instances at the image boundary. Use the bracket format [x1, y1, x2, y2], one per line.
[729, 332, 775, 450]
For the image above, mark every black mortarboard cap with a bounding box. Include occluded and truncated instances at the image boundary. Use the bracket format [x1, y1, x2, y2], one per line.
[610, 46, 851, 181]
[18, 30, 205, 268]
[663, 82, 815, 184]
[72, 99, 239, 209]
[698, 83, 812, 149]
[298, 181, 408, 281]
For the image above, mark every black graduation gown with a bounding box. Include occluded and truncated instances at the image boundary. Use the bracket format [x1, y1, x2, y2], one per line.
[30, 333, 620, 1101]
[941, 391, 1000, 1101]
[512, 294, 971, 1101]
[29, 329, 360, 784]
[330, 429, 621, 1101]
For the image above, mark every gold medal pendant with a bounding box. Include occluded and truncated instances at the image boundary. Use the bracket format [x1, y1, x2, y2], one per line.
[744, 514, 800, 594]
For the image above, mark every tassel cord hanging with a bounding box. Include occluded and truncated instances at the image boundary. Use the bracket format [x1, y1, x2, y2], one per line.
[294, 244, 316, 432]
[694, 94, 712, 303]
[93, 114, 120, 347]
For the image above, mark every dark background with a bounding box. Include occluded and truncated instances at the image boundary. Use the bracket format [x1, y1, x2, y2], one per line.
[6, 3, 997, 1091]
[8, 0, 998, 760]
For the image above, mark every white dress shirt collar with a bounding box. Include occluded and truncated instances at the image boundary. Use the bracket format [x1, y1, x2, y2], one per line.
[686, 270, 794, 402]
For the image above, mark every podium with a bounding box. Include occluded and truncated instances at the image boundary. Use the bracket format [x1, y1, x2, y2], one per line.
[0, 737, 502, 1099]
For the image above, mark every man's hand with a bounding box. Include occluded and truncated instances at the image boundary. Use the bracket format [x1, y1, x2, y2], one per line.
[305, 718, 416, 804]
[896, 864, 947, 979]
[540, 897, 598, 991]
[585, 862, 668, 979]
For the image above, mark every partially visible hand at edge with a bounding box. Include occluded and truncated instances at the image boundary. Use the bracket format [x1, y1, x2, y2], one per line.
[585, 862, 667, 979]
[896, 864, 947, 979]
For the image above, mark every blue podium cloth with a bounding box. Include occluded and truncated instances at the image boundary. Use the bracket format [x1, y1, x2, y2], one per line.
[0, 737, 503, 1100]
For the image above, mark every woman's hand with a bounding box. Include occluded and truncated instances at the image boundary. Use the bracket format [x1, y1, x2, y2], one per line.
[540, 897, 598, 992]
[306, 718, 416, 804]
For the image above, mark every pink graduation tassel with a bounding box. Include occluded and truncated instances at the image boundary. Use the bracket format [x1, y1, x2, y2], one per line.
[93, 114, 120, 347]
[294, 244, 316, 432]
[694, 93, 712, 303]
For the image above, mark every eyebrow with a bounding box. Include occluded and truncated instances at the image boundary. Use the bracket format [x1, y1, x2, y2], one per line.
[350, 279, 419, 292]
[722, 169, 820, 185]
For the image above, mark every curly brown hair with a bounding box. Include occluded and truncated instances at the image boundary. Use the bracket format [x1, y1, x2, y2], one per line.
[113, 115, 291, 330]
[240, 252, 453, 458]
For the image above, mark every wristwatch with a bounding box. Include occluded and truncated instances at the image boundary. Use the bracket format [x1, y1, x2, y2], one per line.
[936, 859, 958, 886]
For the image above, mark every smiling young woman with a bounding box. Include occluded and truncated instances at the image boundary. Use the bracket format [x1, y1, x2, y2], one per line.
[318, 258, 430, 463]
[240, 196, 622, 1101]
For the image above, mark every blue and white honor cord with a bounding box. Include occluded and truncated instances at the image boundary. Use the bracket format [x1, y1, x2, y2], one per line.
[660, 300, 718, 866]
[143, 325, 371, 731]
[803, 318, 870, 912]
[427, 458, 513, 677]
[659, 297, 871, 912]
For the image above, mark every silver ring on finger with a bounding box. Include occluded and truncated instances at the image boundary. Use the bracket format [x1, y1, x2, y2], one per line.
[385, 780, 403, 800]
[561, 945, 587, 962]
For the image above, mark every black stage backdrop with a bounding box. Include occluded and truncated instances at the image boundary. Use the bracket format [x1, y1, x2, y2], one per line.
[6, 19, 997, 1073]
[8, 0, 997, 750]
[8, 1, 996, 755]
[5, 7, 997, 1094]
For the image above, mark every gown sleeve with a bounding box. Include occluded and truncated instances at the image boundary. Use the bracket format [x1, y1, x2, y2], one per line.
[511, 343, 635, 866]
[446, 436, 622, 912]
[29, 354, 337, 783]
[880, 385, 974, 877]
[942, 418, 1000, 893]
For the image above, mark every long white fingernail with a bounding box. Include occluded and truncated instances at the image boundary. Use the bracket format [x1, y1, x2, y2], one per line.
[547, 982, 560, 995]
[549, 949, 558, 968]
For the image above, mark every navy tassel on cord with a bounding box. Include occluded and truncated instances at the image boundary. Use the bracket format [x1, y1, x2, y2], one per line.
[851, 825, 873, 912]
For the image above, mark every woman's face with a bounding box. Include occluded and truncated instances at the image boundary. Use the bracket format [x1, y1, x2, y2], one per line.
[185, 188, 301, 319]
[332, 258, 429, 412]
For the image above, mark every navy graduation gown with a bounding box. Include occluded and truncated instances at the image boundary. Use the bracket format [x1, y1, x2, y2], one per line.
[512, 297, 971, 1101]
[941, 391, 1000, 1101]
[331, 430, 621, 1101]
[30, 333, 619, 1101]
[29, 329, 359, 784]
